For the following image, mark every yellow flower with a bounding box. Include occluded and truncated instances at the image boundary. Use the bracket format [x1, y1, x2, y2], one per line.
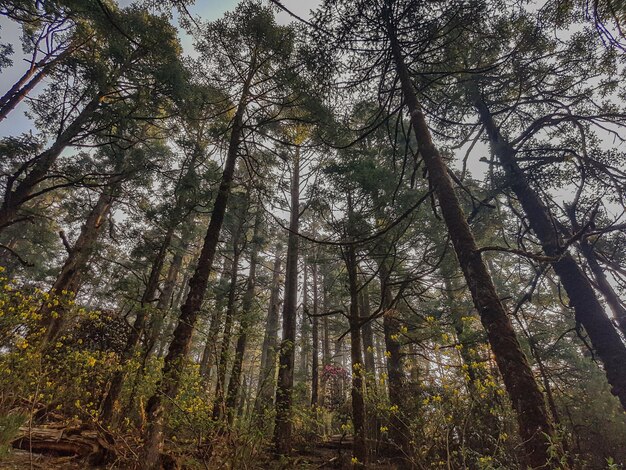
[380, 426, 388, 433]
[351, 457, 359, 465]
[86, 356, 97, 367]
[15, 338, 28, 350]
[384, 350, 392, 358]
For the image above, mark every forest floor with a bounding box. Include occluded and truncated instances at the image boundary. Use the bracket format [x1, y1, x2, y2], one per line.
[1, 435, 399, 469]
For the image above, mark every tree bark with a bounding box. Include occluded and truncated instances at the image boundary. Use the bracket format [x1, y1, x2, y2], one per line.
[384, 11, 553, 468]
[566, 205, 626, 336]
[474, 95, 626, 410]
[140, 57, 255, 468]
[254, 245, 283, 415]
[344, 241, 367, 467]
[212, 214, 245, 421]
[225, 208, 262, 423]
[0, 47, 72, 122]
[100, 226, 174, 426]
[311, 260, 320, 407]
[273, 146, 300, 456]
[40, 185, 117, 344]
[0, 92, 103, 231]
[200, 256, 230, 382]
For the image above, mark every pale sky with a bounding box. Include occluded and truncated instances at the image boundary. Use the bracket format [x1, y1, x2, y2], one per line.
[0, 0, 317, 138]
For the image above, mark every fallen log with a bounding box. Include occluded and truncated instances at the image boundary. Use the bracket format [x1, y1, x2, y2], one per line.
[12, 423, 116, 465]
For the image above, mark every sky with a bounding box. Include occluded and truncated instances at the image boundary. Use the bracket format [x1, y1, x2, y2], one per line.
[0, 0, 317, 138]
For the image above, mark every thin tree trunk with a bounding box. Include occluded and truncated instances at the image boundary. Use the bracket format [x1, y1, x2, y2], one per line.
[145, 236, 187, 358]
[273, 146, 300, 455]
[140, 56, 255, 468]
[212, 217, 245, 421]
[254, 246, 283, 415]
[360, 284, 376, 387]
[200, 256, 230, 382]
[225, 208, 263, 423]
[100, 226, 174, 426]
[384, 13, 553, 467]
[378, 262, 412, 463]
[0, 47, 72, 122]
[300, 260, 310, 389]
[345, 241, 367, 466]
[475, 95, 626, 410]
[311, 260, 320, 407]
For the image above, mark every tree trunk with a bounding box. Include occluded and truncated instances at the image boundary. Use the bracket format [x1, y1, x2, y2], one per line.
[140, 57, 255, 468]
[566, 205, 626, 335]
[0, 47, 71, 122]
[360, 284, 376, 387]
[311, 260, 320, 407]
[225, 208, 263, 423]
[474, 95, 626, 410]
[40, 186, 117, 344]
[0, 92, 103, 231]
[344, 241, 367, 467]
[145, 235, 187, 358]
[384, 13, 553, 468]
[99, 226, 174, 426]
[212, 217, 245, 421]
[200, 256, 230, 383]
[273, 146, 300, 455]
[300, 261, 310, 389]
[254, 245, 283, 415]
[378, 262, 412, 463]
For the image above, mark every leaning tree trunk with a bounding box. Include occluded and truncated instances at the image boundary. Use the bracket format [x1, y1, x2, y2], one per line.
[145, 232, 189, 359]
[565, 204, 626, 336]
[0, 91, 104, 232]
[100, 226, 174, 426]
[254, 246, 283, 415]
[225, 208, 263, 423]
[40, 185, 117, 344]
[474, 95, 626, 410]
[273, 146, 300, 456]
[140, 57, 255, 468]
[0, 47, 72, 122]
[384, 12, 553, 468]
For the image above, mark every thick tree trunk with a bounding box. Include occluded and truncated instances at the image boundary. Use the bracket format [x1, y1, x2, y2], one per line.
[225, 209, 262, 423]
[140, 59, 254, 468]
[0, 92, 103, 231]
[40, 186, 116, 344]
[475, 95, 626, 410]
[384, 13, 553, 468]
[100, 226, 174, 426]
[254, 246, 283, 415]
[273, 146, 300, 455]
